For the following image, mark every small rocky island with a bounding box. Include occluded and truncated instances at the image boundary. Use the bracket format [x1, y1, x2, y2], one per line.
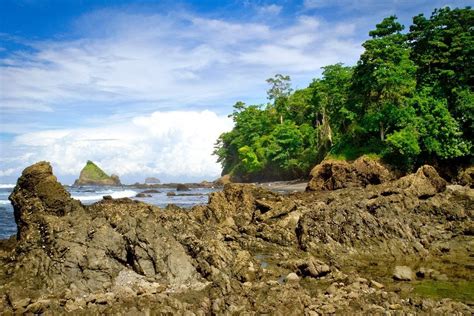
[73, 160, 121, 186]
[0, 160, 472, 314]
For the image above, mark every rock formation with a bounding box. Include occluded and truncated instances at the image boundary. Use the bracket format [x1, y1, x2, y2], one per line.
[306, 156, 394, 191]
[0, 161, 472, 314]
[145, 177, 161, 184]
[73, 160, 121, 186]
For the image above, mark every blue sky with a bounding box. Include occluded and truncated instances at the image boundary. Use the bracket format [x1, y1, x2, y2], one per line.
[0, 0, 471, 184]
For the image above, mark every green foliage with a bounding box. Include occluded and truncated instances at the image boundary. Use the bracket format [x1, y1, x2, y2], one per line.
[81, 161, 111, 180]
[408, 7, 474, 139]
[410, 90, 471, 159]
[214, 6, 473, 180]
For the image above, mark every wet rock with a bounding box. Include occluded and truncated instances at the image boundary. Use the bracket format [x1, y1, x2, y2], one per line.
[167, 191, 176, 196]
[177, 184, 190, 191]
[141, 189, 161, 194]
[135, 193, 152, 198]
[393, 266, 414, 281]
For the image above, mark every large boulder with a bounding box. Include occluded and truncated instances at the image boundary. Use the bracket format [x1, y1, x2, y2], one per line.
[73, 160, 121, 186]
[306, 156, 393, 191]
[9, 161, 82, 240]
[5, 161, 204, 302]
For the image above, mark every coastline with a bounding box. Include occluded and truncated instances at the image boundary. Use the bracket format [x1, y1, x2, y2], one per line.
[0, 161, 472, 314]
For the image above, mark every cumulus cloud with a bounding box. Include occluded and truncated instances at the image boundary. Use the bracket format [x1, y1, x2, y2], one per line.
[0, 10, 363, 115]
[0, 7, 366, 182]
[8, 110, 233, 183]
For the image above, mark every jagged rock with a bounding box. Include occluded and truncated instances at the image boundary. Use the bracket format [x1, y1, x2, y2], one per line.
[9, 161, 83, 240]
[5, 161, 204, 302]
[295, 257, 330, 278]
[393, 266, 414, 281]
[457, 166, 474, 187]
[297, 165, 454, 256]
[73, 161, 121, 186]
[1, 161, 473, 315]
[306, 156, 393, 191]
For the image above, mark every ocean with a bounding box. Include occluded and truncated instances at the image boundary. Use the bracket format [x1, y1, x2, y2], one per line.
[0, 184, 217, 239]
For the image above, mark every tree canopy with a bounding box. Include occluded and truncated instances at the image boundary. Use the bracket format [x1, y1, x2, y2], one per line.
[214, 7, 473, 181]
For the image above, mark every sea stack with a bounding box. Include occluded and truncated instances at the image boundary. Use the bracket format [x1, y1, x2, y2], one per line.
[73, 160, 121, 186]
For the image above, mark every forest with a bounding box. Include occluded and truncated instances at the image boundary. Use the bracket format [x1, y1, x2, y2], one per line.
[214, 7, 473, 182]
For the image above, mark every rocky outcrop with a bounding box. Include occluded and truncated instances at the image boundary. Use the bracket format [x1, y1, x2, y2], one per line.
[73, 160, 121, 186]
[5, 162, 204, 308]
[0, 161, 472, 314]
[176, 183, 190, 191]
[457, 165, 474, 187]
[214, 174, 232, 186]
[145, 177, 161, 184]
[306, 156, 394, 191]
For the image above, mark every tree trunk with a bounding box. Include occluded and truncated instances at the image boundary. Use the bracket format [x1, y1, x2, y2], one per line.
[380, 121, 385, 141]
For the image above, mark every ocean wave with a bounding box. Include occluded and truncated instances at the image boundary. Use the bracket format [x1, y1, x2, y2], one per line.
[0, 200, 11, 205]
[72, 190, 137, 202]
[0, 184, 15, 189]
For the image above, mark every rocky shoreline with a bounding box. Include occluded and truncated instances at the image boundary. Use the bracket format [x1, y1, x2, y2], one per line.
[0, 161, 472, 314]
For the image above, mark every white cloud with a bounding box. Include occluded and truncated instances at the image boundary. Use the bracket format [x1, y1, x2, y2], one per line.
[0, 8, 365, 182]
[0, 168, 17, 177]
[9, 110, 233, 183]
[257, 4, 283, 15]
[0, 10, 362, 114]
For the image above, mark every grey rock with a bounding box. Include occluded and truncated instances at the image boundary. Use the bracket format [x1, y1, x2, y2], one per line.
[393, 266, 414, 281]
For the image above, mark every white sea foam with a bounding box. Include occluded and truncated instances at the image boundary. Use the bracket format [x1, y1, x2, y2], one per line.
[72, 190, 137, 202]
[0, 200, 11, 205]
[0, 184, 15, 189]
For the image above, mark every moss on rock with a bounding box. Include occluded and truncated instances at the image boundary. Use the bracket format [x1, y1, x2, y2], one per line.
[73, 161, 121, 186]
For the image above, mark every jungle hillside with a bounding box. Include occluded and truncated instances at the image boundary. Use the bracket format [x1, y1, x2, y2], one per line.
[214, 7, 473, 182]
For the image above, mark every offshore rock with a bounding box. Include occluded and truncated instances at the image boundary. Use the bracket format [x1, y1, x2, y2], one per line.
[73, 160, 121, 186]
[145, 177, 161, 184]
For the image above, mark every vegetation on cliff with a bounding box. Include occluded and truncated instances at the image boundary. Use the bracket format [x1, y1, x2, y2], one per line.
[214, 7, 473, 181]
[73, 160, 121, 186]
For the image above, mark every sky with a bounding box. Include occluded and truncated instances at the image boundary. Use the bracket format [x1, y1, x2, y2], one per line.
[0, 0, 471, 184]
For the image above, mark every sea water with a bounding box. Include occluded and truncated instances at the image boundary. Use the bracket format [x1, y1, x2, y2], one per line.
[0, 184, 217, 239]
